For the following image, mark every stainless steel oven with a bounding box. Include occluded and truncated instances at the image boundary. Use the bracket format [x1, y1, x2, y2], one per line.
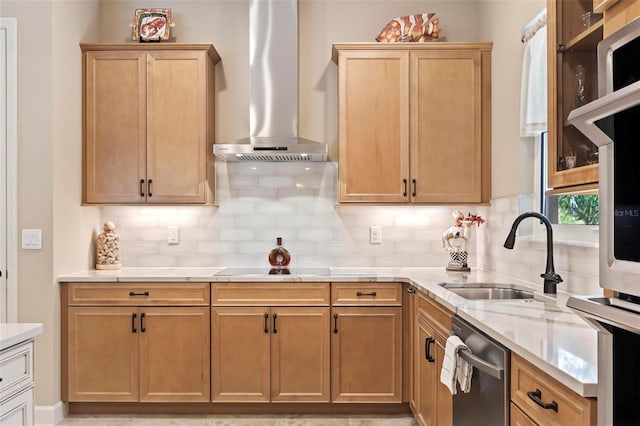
[567, 16, 640, 426]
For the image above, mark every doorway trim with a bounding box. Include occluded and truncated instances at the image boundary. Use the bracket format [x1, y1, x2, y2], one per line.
[1, 18, 18, 322]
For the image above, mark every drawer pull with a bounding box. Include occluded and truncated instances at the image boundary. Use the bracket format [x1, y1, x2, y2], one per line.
[273, 313, 278, 334]
[147, 179, 153, 197]
[129, 291, 150, 297]
[527, 389, 558, 412]
[406, 287, 416, 294]
[356, 291, 377, 297]
[264, 313, 269, 333]
[403, 179, 408, 197]
[140, 312, 146, 333]
[131, 313, 137, 333]
[412, 179, 417, 197]
[425, 337, 435, 362]
[333, 313, 338, 334]
[139, 179, 145, 197]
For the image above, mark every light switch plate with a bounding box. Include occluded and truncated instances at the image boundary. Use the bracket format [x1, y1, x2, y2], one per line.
[22, 229, 42, 250]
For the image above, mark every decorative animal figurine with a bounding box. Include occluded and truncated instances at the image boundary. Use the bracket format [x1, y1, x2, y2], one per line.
[442, 210, 485, 252]
[376, 13, 439, 43]
[442, 210, 471, 253]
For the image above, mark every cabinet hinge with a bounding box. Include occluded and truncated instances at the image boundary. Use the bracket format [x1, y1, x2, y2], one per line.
[557, 44, 566, 52]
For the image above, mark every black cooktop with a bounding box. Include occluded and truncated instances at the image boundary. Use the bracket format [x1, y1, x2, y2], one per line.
[214, 267, 331, 277]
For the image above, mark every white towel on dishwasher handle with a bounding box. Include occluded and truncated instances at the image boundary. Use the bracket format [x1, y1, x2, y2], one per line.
[440, 335, 470, 395]
[457, 347, 473, 393]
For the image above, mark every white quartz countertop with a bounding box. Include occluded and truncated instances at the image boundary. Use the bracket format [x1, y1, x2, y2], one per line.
[58, 267, 598, 397]
[0, 323, 43, 351]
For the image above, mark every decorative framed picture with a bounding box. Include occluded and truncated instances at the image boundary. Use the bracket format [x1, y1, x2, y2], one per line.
[130, 8, 174, 42]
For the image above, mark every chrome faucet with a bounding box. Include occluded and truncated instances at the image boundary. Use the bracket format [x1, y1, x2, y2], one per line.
[503, 212, 563, 295]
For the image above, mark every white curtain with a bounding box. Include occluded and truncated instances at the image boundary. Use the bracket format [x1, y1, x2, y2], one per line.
[520, 10, 547, 137]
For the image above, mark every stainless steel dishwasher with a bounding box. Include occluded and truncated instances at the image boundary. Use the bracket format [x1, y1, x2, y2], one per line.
[451, 315, 510, 426]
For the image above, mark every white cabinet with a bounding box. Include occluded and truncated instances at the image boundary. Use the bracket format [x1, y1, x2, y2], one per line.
[0, 340, 35, 426]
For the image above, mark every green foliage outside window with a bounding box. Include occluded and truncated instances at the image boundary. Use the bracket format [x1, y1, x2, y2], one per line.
[557, 195, 599, 225]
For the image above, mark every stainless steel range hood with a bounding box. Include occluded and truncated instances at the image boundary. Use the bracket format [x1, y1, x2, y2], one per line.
[213, 0, 327, 162]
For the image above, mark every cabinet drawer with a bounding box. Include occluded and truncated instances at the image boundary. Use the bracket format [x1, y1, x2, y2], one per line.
[511, 401, 537, 426]
[331, 283, 402, 306]
[417, 291, 452, 337]
[66, 283, 210, 306]
[511, 354, 596, 426]
[212, 283, 330, 306]
[0, 341, 34, 402]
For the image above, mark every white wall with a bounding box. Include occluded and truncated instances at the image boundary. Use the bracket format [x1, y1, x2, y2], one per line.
[0, 0, 100, 411]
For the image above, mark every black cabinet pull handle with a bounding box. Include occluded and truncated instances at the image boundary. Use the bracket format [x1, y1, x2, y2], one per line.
[527, 389, 558, 412]
[264, 313, 269, 333]
[147, 179, 153, 197]
[333, 313, 338, 334]
[140, 313, 146, 333]
[403, 179, 408, 197]
[412, 179, 417, 197]
[129, 291, 149, 297]
[356, 291, 377, 297]
[425, 337, 435, 362]
[272, 313, 278, 334]
[132, 313, 137, 333]
[406, 287, 416, 294]
[139, 179, 145, 197]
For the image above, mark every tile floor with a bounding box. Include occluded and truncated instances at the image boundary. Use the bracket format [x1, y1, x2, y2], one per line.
[58, 414, 418, 425]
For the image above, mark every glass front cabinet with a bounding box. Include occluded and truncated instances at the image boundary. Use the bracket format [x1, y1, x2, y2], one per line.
[547, 0, 602, 191]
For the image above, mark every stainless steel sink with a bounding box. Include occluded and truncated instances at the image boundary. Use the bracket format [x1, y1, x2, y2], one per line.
[439, 283, 535, 300]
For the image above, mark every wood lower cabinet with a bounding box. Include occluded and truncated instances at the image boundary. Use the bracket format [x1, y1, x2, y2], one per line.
[511, 353, 596, 426]
[331, 307, 403, 403]
[62, 283, 211, 402]
[211, 283, 331, 404]
[414, 292, 453, 426]
[211, 306, 330, 403]
[332, 43, 491, 204]
[211, 307, 270, 402]
[330, 282, 403, 403]
[81, 44, 219, 205]
[403, 285, 417, 411]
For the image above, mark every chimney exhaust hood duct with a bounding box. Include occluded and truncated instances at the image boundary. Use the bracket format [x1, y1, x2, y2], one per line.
[213, 0, 327, 162]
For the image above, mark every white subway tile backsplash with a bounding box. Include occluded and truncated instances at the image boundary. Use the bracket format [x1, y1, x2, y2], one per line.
[258, 176, 296, 188]
[219, 229, 255, 241]
[197, 241, 236, 255]
[102, 165, 599, 293]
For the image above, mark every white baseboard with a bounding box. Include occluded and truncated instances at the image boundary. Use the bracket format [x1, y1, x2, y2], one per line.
[35, 401, 67, 425]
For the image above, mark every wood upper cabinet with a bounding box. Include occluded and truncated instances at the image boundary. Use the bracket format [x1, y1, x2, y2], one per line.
[547, 0, 601, 190]
[335, 49, 409, 202]
[81, 44, 219, 204]
[62, 283, 210, 403]
[332, 43, 491, 204]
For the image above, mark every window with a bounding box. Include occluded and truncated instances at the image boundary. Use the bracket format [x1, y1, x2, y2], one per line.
[533, 132, 599, 243]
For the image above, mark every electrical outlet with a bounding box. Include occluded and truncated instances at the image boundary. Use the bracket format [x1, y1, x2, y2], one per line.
[168, 226, 179, 245]
[370, 226, 382, 244]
